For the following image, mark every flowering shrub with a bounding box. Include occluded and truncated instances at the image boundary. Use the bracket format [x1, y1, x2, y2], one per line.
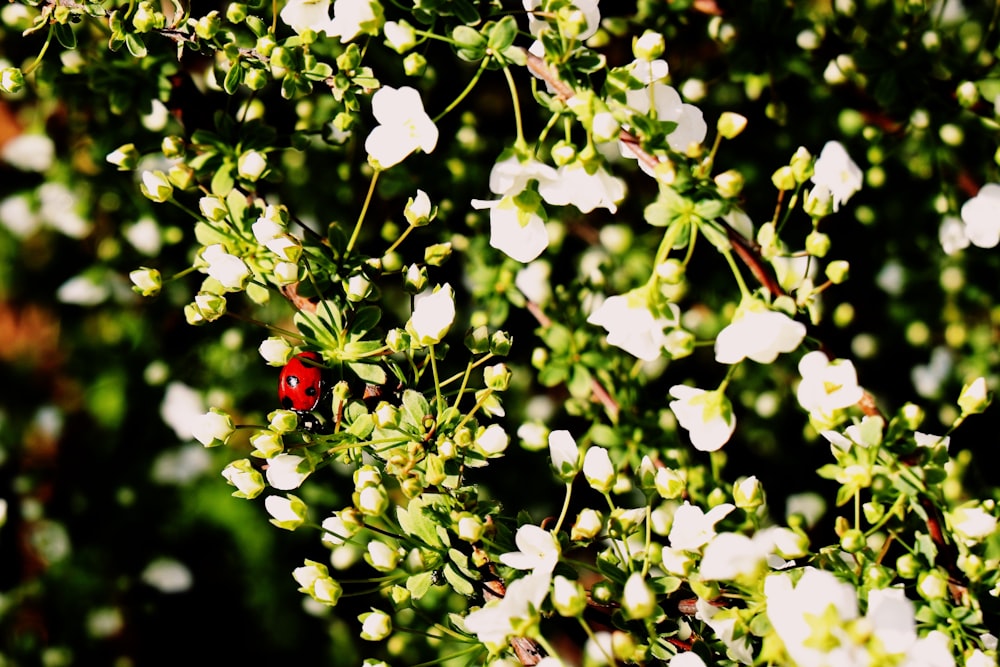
[2, 0, 1000, 665]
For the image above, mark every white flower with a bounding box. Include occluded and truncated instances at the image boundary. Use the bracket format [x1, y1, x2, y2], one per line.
[715, 306, 806, 364]
[265, 453, 312, 490]
[463, 569, 551, 651]
[367, 540, 400, 571]
[670, 652, 707, 667]
[624, 83, 707, 154]
[359, 609, 392, 641]
[960, 183, 1000, 249]
[190, 408, 234, 447]
[328, 0, 382, 43]
[796, 350, 864, 413]
[237, 150, 267, 181]
[699, 532, 768, 581]
[694, 598, 754, 665]
[383, 20, 416, 52]
[321, 514, 357, 546]
[498, 524, 560, 573]
[810, 140, 863, 212]
[587, 292, 678, 361]
[258, 337, 293, 366]
[280, 0, 336, 36]
[489, 154, 558, 196]
[537, 161, 626, 213]
[582, 446, 615, 493]
[365, 86, 438, 169]
[939, 215, 969, 255]
[1, 133, 55, 172]
[667, 501, 735, 551]
[472, 196, 549, 263]
[201, 244, 251, 291]
[404, 189, 432, 226]
[548, 430, 580, 478]
[140, 170, 173, 203]
[949, 506, 997, 544]
[407, 284, 455, 345]
[523, 0, 600, 40]
[515, 260, 552, 304]
[160, 382, 205, 440]
[668, 385, 736, 452]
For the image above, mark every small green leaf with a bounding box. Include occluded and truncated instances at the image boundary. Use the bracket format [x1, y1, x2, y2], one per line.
[347, 361, 387, 385]
[486, 16, 517, 52]
[406, 571, 434, 600]
[54, 23, 77, 49]
[443, 563, 475, 597]
[124, 32, 146, 58]
[210, 166, 235, 197]
[350, 305, 381, 337]
[223, 61, 243, 94]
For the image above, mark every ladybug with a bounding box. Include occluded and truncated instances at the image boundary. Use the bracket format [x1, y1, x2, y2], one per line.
[278, 351, 326, 413]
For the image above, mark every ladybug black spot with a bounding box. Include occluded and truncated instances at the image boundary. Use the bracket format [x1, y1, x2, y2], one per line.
[305, 387, 317, 396]
[280, 397, 294, 409]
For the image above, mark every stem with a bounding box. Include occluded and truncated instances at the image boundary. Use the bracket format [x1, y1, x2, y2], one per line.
[428, 344, 444, 414]
[577, 617, 615, 666]
[383, 223, 415, 257]
[499, 60, 527, 151]
[23, 25, 56, 76]
[432, 56, 490, 124]
[346, 169, 380, 254]
[552, 482, 573, 535]
[721, 246, 752, 299]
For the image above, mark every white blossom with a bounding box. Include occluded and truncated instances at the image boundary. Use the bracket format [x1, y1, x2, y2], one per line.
[715, 307, 806, 364]
[796, 350, 864, 413]
[668, 385, 736, 452]
[668, 501, 735, 551]
[488, 154, 557, 196]
[265, 453, 312, 490]
[201, 244, 251, 291]
[407, 284, 455, 345]
[365, 86, 438, 169]
[1, 133, 55, 171]
[960, 183, 1000, 249]
[811, 140, 863, 212]
[587, 292, 678, 361]
[624, 83, 707, 154]
[537, 161, 626, 214]
[498, 524, 560, 574]
[472, 196, 549, 263]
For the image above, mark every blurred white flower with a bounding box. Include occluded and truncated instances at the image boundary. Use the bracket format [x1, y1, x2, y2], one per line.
[960, 183, 1000, 249]
[489, 154, 557, 196]
[160, 382, 205, 440]
[811, 140, 862, 212]
[1, 133, 55, 171]
[142, 557, 193, 593]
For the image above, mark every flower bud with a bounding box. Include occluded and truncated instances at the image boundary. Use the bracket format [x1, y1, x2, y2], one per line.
[663, 329, 695, 359]
[825, 260, 850, 284]
[633, 30, 665, 61]
[107, 143, 140, 170]
[958, 377, 990, 415]
[804, 186, 833, 218]
[805, 230, 831, 257]
[1, 67, 24, 94]
[591, 111, 620, 144]
[456, 514, 485, 542]
[140, 170, 173, 202]
[168, 164, 196, 190]
[366, 540, 400, 571]
[266, 494, 307, 530]
[956, 80, 979, 109]
[129, 267, 162, 296]
[484, 363, 511, 391]
[917, 568, 950, 600]
[355, 484, 389, 516]
[237, 150, 267, 181]
[403, 52, 426, 77]
[403, 263, 428, 293]
[193, 292, 227, 321]
[226, 2, 248, 22]
[583, 446, 615, 493]
[771, 165, 796, 191]
[733, 475, 764, 509]
[714, 169, 744, 198]
[274, 262, 299, 285]
[199, 195, 229, 222]
[259, 336, 293, 366]
[268, 409, 299, 434]
[548, 430, 580, 480]
[354, 465, 382, 490]
[384, 19, 417, 53]
[654, 467, 685, 499]
[571, 508, 603, 541]
[192, 408, 235, 447]
[622, 572, 656, 619]
[293, 560, 342, 606]
[404, 189, 433, 227]
[717, 112, 748, 139]
[790, 146, 814, 183]
[900, 403, 925, 430]
[359, 609, 392, 641]
[221, 459, 265, 498]
[250, 430, 284, 458]
[424, 242, 452, 266]
[194, 10, 221, 39]
[552, 575, 587, 616]
[346, 272, 372, 302]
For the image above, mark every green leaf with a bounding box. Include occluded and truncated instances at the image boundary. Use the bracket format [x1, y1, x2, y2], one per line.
[124, 32, 146, 58]
[345, 412, 374, 439]
[350, 305, 381, 337]
[486, 16, 517, 52]
[443, 563, 475, 597]
[397, 499, 442, 548]
[401, 389, 431, 429]
[54, 23, 77, 49]
[194, 221, 230, 246]
[210, 166, 235, 197]
[347, 361, 387, 385]
[406, 571, 434, 600]
[450, 0, 480, 24]
[223, 61, 243, 95]
[589, 423, 623, 447]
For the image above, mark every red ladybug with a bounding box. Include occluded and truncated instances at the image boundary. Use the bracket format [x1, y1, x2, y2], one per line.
[278, 351, 326, 413]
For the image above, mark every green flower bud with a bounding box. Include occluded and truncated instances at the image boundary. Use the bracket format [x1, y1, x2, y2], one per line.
[958, 377, 990, 415]
[917, 568, 950, 600]
[107, 143, 140, 170]
[359, 609, 392, 641]
[168, 164, 196, 190]
[714, 169, 744, 198]
[268, 409, 299, 434]
[663, 329, 695, 359]
[622, 572, 655, 619]
[129, 267, 162, 296]
[839, 528, 866, 553]
[192, 407, 235, 447]
[250, 430, 284, 458]
[195, 10, 221, 39]
[733, 475, 764, 509]
[403, 52, 426, 77]
[552, 575, 587, 617]
[402, 263, 428, 293]
[140, 170, 173, 202]
[571, 508, 603, 541]
[805, 230, 831, 257]
[790, 146, 814, 183]
[825, 260, 850, 284]
[464, 325, 490, 354]
[1, 67, 24, 94]
[456, 513, 485, 542]
[221, 458, 265, 498]
[484, 363, 511, 391]
[717, 112, 748, 139]
[633, 30, 665, 61]
[771, 165, 796, 191]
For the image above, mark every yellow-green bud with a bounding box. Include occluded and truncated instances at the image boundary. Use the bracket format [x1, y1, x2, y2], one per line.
[805, 230, 831, 257]
[195, 10, 221, 39]
[107, 143, 140, 170]
[714, 169, 744, 198]
[825, 260, 850, 284]
[790, 146, 814, 183]
[958, 377, 990, 415]
[484, 363, 512, 391]
[633, 30, 665, 61]
[771, 165, 796, 191]
[716, 111, 748, 139]
[168, 164, 196, 190]
[403, 52, 426, 77]
[129, 267, 162, 296]
[226, 2, 248, 22]
[663, 329, 695, 359]
[1, 67, 24, 94]
[424, 242, 452, 266]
